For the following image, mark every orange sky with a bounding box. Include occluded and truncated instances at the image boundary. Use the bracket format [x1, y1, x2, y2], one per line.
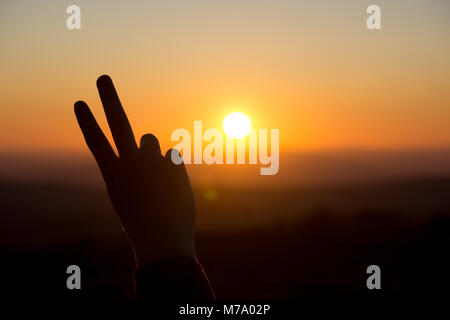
[1, 0, 449, 154]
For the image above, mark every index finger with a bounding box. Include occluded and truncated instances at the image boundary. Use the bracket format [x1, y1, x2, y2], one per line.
[97, 75, 138, 158]
[74, 100, 117, 175]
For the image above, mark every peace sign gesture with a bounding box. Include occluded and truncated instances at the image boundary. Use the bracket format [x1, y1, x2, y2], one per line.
[74, 75, 196, 268]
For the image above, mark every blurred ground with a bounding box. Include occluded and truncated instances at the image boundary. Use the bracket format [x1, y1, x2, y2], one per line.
[1, 173, 449, 300]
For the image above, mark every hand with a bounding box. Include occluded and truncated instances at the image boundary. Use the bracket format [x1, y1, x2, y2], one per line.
[74, 75, 196, 268]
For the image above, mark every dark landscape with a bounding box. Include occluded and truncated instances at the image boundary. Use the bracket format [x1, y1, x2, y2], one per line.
[1, 151, 449, 300]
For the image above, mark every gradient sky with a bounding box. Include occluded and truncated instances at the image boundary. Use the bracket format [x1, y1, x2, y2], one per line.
[1, 0, 449, 154]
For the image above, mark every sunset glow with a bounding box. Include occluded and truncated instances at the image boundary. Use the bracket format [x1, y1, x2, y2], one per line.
[0, 1, 449, 153]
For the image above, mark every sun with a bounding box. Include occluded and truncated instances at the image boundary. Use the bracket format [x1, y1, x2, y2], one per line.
[222, 112, 252, 139]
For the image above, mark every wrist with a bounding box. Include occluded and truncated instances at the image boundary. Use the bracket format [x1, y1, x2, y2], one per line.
[133, 241, 197, 269]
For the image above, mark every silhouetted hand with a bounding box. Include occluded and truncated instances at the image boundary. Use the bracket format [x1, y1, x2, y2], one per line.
[74, 75, 196, 268]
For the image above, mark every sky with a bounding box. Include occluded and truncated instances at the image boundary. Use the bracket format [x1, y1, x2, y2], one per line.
[1, 0, 449, 154]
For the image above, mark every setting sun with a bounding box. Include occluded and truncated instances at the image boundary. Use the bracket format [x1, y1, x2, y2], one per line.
[222, 112, 252, 139]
